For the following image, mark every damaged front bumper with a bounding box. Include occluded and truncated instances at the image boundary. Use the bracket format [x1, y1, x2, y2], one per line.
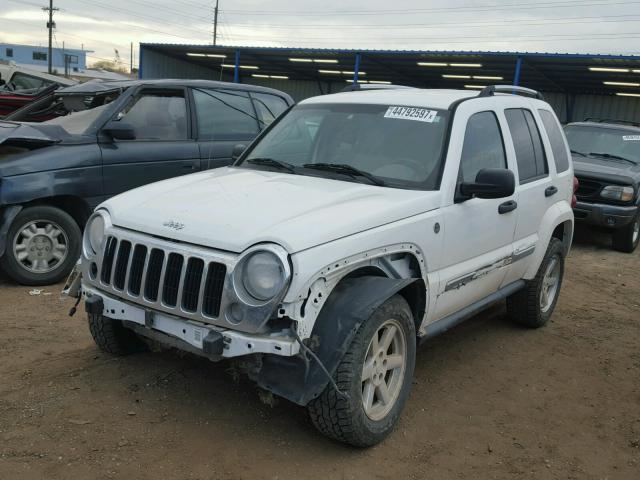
[62, 261, 300, 361]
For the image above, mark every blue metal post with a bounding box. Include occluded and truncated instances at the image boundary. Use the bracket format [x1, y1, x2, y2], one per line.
[353, 53, 361, 84]
[513, 56, 523, 86]
[234, 49, 240, 83]
[138, 45, 143, 79]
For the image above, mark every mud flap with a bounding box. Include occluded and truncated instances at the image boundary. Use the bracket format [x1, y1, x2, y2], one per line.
[0, 205, 22, 258]
[248, 276, 417, 406]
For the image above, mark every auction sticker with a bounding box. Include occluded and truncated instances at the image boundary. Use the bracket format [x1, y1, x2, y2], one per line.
[623, 135, 640, 141]
[384, 106, 439, 123]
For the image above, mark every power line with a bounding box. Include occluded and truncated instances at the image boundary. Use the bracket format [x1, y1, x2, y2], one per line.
[222, 14, 640, 30]
[65, 0, 213, 38]
[222, 0, 640, 15]
[222, 30, 640, 42]
[5, 0, 213, 43]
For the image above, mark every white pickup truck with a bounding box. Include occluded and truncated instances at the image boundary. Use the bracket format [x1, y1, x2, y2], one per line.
[67, 85, 575, 447]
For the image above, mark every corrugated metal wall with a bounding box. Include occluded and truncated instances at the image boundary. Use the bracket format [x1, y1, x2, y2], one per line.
[532, 92, 640, 124]
[141, 49, 232, 81]
[141, 48, 640, 123]
[243, 77, 341, 102]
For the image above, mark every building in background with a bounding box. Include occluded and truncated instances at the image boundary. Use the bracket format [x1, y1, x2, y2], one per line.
[0, 43, 132, 81]
[0, 43, 87, 74]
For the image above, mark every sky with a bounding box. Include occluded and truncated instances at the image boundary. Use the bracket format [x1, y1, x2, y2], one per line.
[2, 0, 640, 69]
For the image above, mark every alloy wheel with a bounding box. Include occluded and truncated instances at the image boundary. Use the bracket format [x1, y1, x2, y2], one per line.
[361, 318, 407, 421]
[12, 220, 69, 274]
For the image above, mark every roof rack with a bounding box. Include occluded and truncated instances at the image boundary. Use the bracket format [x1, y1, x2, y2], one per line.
[341, 83, 415, 92]
[478, 85, 544, 100]
[583, 118, 640, 127]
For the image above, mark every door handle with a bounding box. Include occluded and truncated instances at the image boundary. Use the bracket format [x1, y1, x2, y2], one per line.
[545, 186, 558, 197]
[182, 161, 198, 170]
[498, 200, 518, 214]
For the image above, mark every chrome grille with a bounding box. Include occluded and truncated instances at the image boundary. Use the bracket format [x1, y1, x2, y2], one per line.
[113, 240, 131, 290]
[100, 236, 118, 284]
[182, 258, 204, 312]
[99, 235, 227, 321]
[202, 262, 227, 317]
[128, 245, 147, 296]
[144, 248, 164, 302]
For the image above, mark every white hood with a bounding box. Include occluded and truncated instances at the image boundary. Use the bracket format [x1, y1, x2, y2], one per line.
[102, 167, 440, 253]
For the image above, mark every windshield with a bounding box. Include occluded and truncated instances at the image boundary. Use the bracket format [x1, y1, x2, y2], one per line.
[239, 103, 450, 189]
[564, 125, 640, 163]
[43, 103, 111, 135]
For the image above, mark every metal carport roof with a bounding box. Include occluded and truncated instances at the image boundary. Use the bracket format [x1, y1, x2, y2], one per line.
[140, 44, 640, 96]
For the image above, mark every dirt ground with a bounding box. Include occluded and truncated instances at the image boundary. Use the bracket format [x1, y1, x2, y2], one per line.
[0, 226, 639, 480]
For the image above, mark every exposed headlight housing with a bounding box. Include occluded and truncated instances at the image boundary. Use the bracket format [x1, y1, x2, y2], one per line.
[233, 245, 290, 305]
[83, 210, 109, 258]
[600, 185, 635, 202]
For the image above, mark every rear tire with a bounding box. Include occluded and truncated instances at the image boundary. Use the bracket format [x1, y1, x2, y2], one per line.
[507, 237, 565, 328]
[88, 313, 146, 356]
[307, 295, 416, 447]
[612, 214, 640, 253]
[0, 206, 81, 286]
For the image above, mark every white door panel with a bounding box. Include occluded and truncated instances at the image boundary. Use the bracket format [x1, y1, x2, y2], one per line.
[434, 196, 517, 320]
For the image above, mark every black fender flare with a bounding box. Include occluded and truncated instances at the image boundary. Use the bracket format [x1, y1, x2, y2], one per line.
[0, 205, 23, 258]
[248, 276, 417, 406]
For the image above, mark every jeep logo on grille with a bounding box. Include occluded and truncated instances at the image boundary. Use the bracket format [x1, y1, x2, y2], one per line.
[163, 220, 185, 230]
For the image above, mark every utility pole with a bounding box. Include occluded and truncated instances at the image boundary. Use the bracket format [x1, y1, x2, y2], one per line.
[42, 0, 59, 74]
[130, 42, 133, 75]
[213, 0, 219, 45]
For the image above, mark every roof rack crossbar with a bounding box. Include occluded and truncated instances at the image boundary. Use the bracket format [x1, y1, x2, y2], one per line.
[340, 83, 415, 92]
[478, 85, 544, 100]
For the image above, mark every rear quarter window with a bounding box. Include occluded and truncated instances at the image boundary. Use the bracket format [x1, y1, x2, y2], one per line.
[538, 109, 570, 173]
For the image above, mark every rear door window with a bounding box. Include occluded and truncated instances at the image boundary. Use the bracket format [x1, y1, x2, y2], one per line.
[505, 108, 548, 183]
[192, 88, 260, 140]
[251, 92, 289, 127]
[538, 109, 570, 172]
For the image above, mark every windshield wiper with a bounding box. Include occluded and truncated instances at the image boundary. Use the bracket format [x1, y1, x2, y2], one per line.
[246, 157, 296, 173]
[302, 163, 385, 186]
[571, 149, 587, 157]
[588, 152, 638, 166]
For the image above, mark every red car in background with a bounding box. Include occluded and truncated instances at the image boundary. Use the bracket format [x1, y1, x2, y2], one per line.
[0, 63, 76, 120]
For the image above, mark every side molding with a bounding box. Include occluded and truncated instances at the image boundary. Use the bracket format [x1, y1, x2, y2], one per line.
[248, 276, 416, 406]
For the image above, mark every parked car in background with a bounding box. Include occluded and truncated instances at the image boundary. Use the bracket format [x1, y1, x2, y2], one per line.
[68, 85, 574, 446]
[0, 79, 293, 285]
[564, 119, 640, 252]
[0, 63, 76, 118]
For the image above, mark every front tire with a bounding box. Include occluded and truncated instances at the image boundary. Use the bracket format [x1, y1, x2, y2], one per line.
[507, 237, 565, 328]
[612, 213, 640, 253]
[0, 206, 81, 286]
[88, 314, 146, 356]
[307, 295, 416, 447]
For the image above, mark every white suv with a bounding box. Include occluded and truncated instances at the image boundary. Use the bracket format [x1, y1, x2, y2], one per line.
[67, 85, 575, 447]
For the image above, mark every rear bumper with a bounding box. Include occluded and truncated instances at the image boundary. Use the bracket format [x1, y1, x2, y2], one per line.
[573, 201, 638, 229]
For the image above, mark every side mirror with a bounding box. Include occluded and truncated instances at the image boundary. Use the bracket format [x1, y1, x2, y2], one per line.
[232, 143, 247, 161]
[102, 121, 136, 140]
[459, 168, 515, 200]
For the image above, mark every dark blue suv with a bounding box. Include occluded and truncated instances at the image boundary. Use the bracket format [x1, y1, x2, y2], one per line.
[0, 79, 293, 285]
